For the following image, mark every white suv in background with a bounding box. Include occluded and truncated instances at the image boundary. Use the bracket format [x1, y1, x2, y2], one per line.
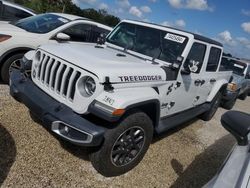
[0, 0, 36, 22]
[0, 12, 112, 83]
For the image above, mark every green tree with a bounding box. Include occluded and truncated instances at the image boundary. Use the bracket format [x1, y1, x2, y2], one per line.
[14, 0, 120, 26]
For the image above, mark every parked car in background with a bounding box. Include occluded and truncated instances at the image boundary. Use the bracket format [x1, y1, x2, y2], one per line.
[0, 12, 112, 83]
[0, 0, 36, 23]
[220, 56, 250, 109]
[10, 20, 232, 176]
[204, 110, 250, 188]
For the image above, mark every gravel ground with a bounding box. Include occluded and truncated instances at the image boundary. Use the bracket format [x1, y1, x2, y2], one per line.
[0, 84, 249, 188]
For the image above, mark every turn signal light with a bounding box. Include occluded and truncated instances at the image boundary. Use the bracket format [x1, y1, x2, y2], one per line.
[112, 109, 125, 116]
[0, 35, 12, 42]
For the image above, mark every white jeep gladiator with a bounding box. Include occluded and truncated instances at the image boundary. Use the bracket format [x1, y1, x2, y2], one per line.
[10, 20, 232, 177]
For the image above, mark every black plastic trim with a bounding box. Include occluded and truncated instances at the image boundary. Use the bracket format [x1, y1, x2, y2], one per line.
[156, 103, 210, 134]
[10, 70, 105, 147]
[125, 99, 161, 127]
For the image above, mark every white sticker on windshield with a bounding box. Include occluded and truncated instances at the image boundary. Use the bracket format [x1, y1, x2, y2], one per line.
[164, 33, 186, 43]
[58, 18, 69, 23]
[234, 64, 244, 69]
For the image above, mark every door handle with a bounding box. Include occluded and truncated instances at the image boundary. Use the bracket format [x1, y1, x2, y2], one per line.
[210, 78, 216, 83]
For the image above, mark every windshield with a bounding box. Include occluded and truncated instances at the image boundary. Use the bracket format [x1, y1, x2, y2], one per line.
[220, 57, 247, 75]
[13, 14, 70, 34]
[106, 22, 188, 63]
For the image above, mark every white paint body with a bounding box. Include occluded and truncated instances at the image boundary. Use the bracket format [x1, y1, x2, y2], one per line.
[27, 20, 232, 118]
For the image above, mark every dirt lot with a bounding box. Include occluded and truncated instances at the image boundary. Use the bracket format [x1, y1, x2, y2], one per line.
[0, 84, 249, 188]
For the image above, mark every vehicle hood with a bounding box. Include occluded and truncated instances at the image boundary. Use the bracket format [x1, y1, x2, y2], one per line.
[39, 43, 167, 84]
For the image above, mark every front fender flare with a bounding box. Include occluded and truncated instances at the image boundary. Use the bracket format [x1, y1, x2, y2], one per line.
[90, 87, 160, 123]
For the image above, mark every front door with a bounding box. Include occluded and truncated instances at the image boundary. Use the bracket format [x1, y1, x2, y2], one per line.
[160, 42, 207, 117]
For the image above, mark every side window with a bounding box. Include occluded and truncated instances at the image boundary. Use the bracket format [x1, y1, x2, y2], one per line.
[206, 47, 221, 72]
[62, 24, 93, 42]
[91, 26, 110, 43]
[2, 5, 31, 21]
[184, 42, 206, 73]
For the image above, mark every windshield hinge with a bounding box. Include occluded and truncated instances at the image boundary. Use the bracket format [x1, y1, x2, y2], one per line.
[103, 77, 114, 92]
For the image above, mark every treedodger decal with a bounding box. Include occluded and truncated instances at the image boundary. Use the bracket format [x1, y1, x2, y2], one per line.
[118, 75, 162, 82]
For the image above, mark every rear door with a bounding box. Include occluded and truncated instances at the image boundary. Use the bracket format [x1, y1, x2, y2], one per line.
[195, 45, 222, 105]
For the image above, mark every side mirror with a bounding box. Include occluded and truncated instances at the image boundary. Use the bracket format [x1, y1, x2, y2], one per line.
[221, 111, 250, 146]
[97, 33, 106, 45]
[55, 33, 70, 42]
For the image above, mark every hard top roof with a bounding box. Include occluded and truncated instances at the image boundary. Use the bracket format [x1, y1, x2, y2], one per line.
[122, 20, 223, 47]
[223, 56, 250, 65]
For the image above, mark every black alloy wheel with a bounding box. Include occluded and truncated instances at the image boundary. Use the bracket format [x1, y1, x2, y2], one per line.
[111, 126, 145, 167]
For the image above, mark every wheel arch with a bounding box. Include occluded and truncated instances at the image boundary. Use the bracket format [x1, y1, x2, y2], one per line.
[124, 99, 161, 128]
[0, 47, 34, 71]
[90, 87, 161, 128]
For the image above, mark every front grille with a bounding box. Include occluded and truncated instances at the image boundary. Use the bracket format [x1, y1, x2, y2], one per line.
[34, 53, 81, 102]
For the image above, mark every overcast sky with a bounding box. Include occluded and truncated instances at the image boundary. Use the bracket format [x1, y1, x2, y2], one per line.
[73, 0, 250, 59]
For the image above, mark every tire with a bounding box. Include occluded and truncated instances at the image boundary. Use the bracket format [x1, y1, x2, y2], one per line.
[90, 111, 153, 177]
[200, 92, 222, 121]
[238, 92, 247, 100]
[1, 53, 24, 84]
[221, 97, 237, 110]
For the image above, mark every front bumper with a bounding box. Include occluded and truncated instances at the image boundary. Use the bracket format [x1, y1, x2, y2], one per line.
[10, 70, 106, 147]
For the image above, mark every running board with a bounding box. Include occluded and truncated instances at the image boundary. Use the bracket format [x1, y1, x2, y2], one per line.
[155, 103, 210, 134]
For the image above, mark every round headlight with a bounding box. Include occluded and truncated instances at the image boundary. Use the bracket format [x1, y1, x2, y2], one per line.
[80, 76, 96, 97]
[84, 76, 96, 96]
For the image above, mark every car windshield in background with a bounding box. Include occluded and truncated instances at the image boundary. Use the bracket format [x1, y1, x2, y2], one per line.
[220, 57, 247, 75]
[106, 22, 188, 64]
[13, 14, 70, 34]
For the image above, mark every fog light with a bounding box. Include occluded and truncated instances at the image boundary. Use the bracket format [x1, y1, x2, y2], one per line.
[51, 121, 93, 144]
[64, 126, 69, 133]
